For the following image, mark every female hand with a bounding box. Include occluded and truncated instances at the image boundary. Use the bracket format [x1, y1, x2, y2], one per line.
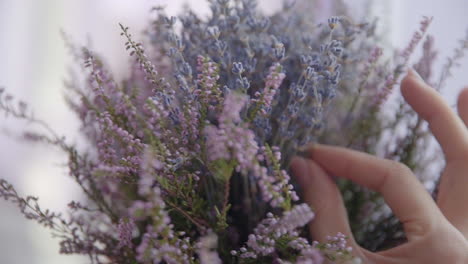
[291, 70, 468, 264]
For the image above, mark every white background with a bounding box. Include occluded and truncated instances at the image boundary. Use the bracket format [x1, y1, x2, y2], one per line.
[0, 0, 467, 263]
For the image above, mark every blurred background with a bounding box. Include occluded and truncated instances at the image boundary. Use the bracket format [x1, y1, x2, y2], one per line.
[0, 0, 467, 263]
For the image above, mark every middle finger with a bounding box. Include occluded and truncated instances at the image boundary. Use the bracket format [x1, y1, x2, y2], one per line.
[401, 70, 468, 161]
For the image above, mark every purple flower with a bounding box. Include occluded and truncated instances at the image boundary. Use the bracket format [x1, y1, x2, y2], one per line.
[204, 93, 259, 170]
[117, 218, 135, 248]
[197, 232, 222, 264]
[234, 204, 315, 259]
[252, 62, 286, 116]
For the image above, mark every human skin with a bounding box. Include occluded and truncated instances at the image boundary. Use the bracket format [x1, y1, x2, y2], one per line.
[290, 70, 468, 263]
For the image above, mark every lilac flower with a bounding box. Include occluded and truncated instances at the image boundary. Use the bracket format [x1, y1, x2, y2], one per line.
[219, 91, 249, 124]
[197, 232, 222, 264]
[414, 36, 437, 82]
[252, 146, 299, 207]
[136, 226, 190, 264]
[196, 55, 223, 108]
[203, 125, 231, 162]
[234, 204, 315, 259]
[117, 218, 135, 248]
[131, 148, 191, 263]
[361, 47, 383, 80]
[378, 16, 433, 106]
[205, 93, 258, 173]
[252, 62, 286, 116]
[205, 92, 298, 207]
[204, 92, 258, 167]
[295, 247, 324, 264]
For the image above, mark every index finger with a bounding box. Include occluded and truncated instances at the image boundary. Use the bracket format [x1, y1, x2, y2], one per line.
[305, 144, 444, 239]
[401, 70, 468, 161]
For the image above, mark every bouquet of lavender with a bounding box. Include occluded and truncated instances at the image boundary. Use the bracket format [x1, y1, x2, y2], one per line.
[1, 0, 467, 263]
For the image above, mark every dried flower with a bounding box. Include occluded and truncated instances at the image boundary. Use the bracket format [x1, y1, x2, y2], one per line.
[1, 0, 465, 263]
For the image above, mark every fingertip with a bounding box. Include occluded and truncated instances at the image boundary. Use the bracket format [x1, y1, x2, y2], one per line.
[457, 87, 468, 107]
[457, 87, 468, 126]
[408, 68, 424, 81]
[290, 156, 335, 194]
[401, 69, 425, 99]
[306, 158, 335, 185]
[297, 142, 317, 158]
[297, 143, 329, 161]
[290, 156, 309, 184]
[301, 161, 357, 249]
[401, 69, 415, 88]
[400, 69, 442, 122]
[290, 155, 305, 166]
[290, 156, 306, 171]
[300, 159, 342, 206]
